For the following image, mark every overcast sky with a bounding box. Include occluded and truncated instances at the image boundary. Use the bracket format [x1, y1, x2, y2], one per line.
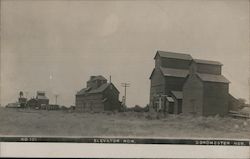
[1, 0, 249, 107]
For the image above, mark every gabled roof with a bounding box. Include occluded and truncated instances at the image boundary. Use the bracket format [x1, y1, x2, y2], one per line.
[28, 98, 38, 102]
[194, 59, 223, 66]
[76, 83, 119, 96]
[37, 91, 45, 94]
[154, 50, 193, 60]
[102, 98, 108, 102]
[197, 73, 230, 83]
[76, 87, 91, 95]
[88, 83, 110, 94]
[90, 75, 107, 81]
[166, 97, 174, 102]
[149, 67, 189, 79]
[160, 67, 189, 78]
[171, 91, 183, 99]
[149, 68, 156, 79]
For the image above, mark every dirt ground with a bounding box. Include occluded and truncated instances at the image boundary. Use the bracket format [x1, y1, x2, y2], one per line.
[0, 107, 249, 139]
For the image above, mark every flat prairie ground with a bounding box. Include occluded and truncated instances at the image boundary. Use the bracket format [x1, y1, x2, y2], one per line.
[0, 107, 249, 139]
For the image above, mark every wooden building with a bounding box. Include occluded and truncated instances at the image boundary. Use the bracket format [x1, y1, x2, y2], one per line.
[18, 91, 27, 108]
[18, 97, 27, 108]
[36, 91, 49, 108]
[170, 91, 183, 114]
[165, 97, 174, 113]
[149, 51, 192, 112]
[75, 76, 121, 112]
[149, 51, 230, 116]
[25, 91, 49, 109]
[182, 59, 230, 116]
[26, 98, 39, 109]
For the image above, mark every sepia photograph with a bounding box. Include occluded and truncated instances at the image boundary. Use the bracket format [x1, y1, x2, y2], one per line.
[0, 0, 250, 146]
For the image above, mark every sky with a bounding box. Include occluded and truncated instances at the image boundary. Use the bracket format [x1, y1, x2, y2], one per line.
[0, 0, 249, 107]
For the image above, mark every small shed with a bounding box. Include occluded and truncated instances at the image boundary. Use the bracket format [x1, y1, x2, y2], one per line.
[170, 91, 183, 114]
[166, 96, 174, 114]
[36, 91, 49, 107]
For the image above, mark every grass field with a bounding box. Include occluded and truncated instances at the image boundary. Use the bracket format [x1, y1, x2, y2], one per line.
[0, 107, 249, 139]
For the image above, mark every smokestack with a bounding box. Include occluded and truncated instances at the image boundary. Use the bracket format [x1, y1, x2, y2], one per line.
[109, 75, 112, 83]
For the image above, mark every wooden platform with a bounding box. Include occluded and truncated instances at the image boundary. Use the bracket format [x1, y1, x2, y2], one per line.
[229, 111, 250, 119]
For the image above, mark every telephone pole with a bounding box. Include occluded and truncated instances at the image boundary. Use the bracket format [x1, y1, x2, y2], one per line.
[121, 82, 130, 107]
[249, 78, 250, 104]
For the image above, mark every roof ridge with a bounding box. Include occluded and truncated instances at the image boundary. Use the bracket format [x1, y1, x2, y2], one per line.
[170, 91, 183, 99]
[159, 67, 189, 78]
[196, 73, 230, 83]
[157, 50, 191, 55]
[194, 59, 223, 65]
[155, 50, 193, 60]
[197, 72, 224, 76]
[160, 67, 189, 71]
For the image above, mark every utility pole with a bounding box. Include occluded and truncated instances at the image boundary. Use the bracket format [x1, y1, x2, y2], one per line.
[55, 94, 59, 105]
[249, 78, 250, 105]
[248, 4, 250, 105]
[121, 82, 130, 107]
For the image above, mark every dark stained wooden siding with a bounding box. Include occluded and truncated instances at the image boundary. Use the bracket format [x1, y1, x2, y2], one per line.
[203, 82, 229, 116]
[27, 98, 38, 109]
[172, 98, 182, 114]
[150, 68, 165, 103]
[196, 63, 221, 75]
[75, 93, 104, 112]
[182, 74, 203, 115]
[75, 86, 120, 112]
[103, 85, 121, 111]
[37, 99, 49, 107]
[161, 58, 191, 69]
[165, 77, 186, 94]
